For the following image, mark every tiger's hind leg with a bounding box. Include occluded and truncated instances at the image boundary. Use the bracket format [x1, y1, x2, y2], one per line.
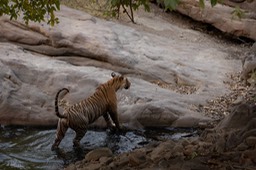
[51, 119, 68, 151]
[73, 128, 87, 148]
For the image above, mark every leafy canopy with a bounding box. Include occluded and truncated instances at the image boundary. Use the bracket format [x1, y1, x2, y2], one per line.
[0, 0, 241, 25]
[0, 0, 60, 26]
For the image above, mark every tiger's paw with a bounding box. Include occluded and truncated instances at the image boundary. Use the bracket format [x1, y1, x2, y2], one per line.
[109, 125, 117, 132]
[107, 121, 116, 130]
[51, 144, 59, 151]
[73, 141, 81, 148]
[109, 125, 128, 135]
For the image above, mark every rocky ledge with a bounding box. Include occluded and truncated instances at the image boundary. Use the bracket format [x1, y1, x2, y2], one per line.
[0, 5, 244, 128]
[66, 100, 256, 170]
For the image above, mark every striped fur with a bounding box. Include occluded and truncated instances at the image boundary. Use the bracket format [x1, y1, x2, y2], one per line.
[51, 73, 131, 150]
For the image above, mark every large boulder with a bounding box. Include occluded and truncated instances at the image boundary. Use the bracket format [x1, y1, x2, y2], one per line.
[0, 5, 241, 128]
[223, 0, 256, 12]
[240, 43, 256, 84]
[175, 0, 256, 41]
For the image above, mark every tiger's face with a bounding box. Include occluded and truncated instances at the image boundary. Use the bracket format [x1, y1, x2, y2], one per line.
[125, 78, 131, 89]
[111, 72, 131, 90]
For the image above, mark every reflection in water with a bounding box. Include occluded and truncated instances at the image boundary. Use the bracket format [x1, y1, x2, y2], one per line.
[0, 126, 198, 169]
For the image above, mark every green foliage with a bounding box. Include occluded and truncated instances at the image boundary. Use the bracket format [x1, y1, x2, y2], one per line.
[108, 0, 150, 23]
[155, 0, 221, 13]
[0, 0, 60, 26]
[231, 6, 245, 20]
[164, 0, 180, 11]
[190, 151, 198, 159]
[210, 0, 218, 7]
[0, 0, 242, 25]
[199, 0, 205, 9]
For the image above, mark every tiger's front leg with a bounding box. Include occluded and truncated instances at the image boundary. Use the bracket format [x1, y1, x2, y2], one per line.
[108, 109, 128, 135]
[103, 113, 116, 130]
[73, 128, 87, 148]
[109, 108, 121, 131]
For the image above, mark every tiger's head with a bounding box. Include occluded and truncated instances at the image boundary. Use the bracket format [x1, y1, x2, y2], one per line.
[111, 72, 131, 91]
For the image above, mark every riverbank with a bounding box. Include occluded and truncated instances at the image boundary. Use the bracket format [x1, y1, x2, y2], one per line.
[1, 2, 255, 170]
[66, 72, 256, 170]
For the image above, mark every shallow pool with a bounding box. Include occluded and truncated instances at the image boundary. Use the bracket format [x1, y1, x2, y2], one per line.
[0, 126, 198, 169]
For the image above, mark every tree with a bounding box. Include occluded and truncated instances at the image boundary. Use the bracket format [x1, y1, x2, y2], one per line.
[0, 0, 245, 25]
[109, 0, 150, 23]
[0, 0, 60, 26]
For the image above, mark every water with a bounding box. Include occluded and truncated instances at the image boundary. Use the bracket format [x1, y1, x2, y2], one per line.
[0, 126, 198, 170]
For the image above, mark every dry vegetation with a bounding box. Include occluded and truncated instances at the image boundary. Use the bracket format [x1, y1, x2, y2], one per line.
[61, 0, 112, 18]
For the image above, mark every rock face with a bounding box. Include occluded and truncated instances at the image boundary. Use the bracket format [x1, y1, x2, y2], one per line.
[85, 148, 113, 162]
[176, 0, 256, 41]
[224, 0, 256, 12]
[241, 43, 256, 84]
[0, 5, 241, 128]
[66, 102, 256, 170]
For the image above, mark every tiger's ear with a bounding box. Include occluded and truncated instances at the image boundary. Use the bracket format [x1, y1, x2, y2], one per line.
[111, 72, 116, 77]
[119, 76, 124, 80]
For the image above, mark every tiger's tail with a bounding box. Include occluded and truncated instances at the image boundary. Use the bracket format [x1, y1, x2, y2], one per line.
[55, 88, 69, 119]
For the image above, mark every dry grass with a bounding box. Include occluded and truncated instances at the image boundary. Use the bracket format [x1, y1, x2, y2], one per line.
[60, 0, 113, 18]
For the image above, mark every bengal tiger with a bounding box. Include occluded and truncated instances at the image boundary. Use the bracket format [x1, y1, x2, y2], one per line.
[51, 72, 131, 150]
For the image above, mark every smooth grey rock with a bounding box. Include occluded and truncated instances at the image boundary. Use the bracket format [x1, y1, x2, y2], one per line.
[176, 0, 256, 41]
[0, 5, 241, 128]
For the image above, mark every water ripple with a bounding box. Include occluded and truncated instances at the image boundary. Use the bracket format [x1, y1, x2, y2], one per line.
[0, 126, 198, 169]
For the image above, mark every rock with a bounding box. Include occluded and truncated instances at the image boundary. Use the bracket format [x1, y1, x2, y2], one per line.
[85, 148, 113, 162]
[150, 140, 175, 161]
[0, 5, 241, 127]
[240, 149, 256, 165]
[116, 154, 130, 167]
[232, 96, 244, 105]
[183, 144, 196, 156]
[66, 101, 256, 170]
[181, 139, 190, 147]
[245, 136, 256, 147]
[197, 141, 212, 156]
[217, 103, 256, 130]
[99, 157, 113, 166]
[214, 137, 226, 153]
[128, 149, 147, 166]
[81, 163, 101, 170]
[170, 144, 184, 158]
[108, 161, 117, 170]
[64, 163, 76, 170]
[200, 101, 256, 154]
[176, 0, 256, 41]
[236, 143, 249, 151]
[241, 43, 256, 84]
[223, 0, 256, 12]
[158, 159, 170, 168]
